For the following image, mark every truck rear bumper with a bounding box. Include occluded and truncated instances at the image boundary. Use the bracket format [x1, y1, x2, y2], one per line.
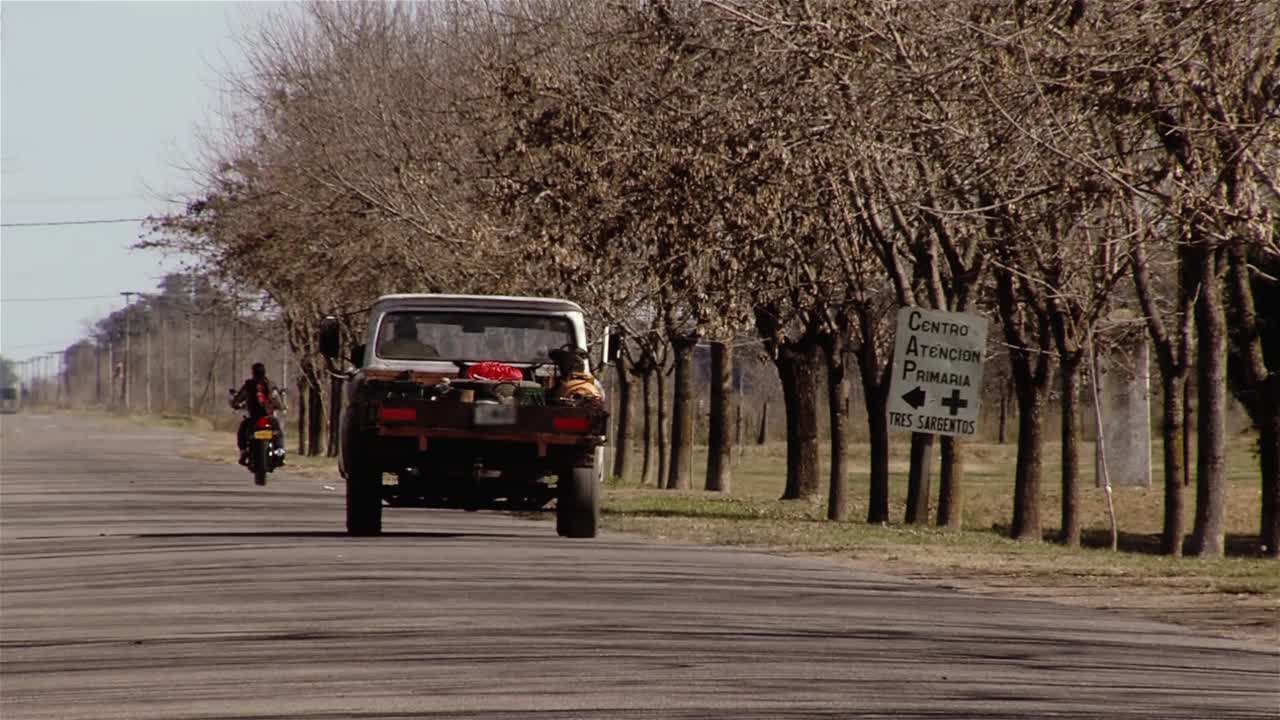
[376, 425, 604, 458]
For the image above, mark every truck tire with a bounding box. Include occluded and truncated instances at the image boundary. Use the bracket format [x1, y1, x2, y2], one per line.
[556, 466, 598, 538]
[346, 467, 383, 536]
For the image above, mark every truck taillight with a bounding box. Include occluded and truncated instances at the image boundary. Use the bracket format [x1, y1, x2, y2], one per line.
[379, 407, 416, 422]
[552, 416, 591, 432]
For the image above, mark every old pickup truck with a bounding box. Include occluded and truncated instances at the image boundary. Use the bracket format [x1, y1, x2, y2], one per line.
[319, 294, 615, 538]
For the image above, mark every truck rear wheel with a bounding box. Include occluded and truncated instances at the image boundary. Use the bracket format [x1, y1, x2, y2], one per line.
[556, 466, 598, 538]
[346, 467, 383, 536]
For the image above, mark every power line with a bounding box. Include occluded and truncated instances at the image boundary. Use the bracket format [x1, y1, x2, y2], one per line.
[0, 294, 122, 303]
[0, 341, 72, 352]
[0, 217, 148, 228]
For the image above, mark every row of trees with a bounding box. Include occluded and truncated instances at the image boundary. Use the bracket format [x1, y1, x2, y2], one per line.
[8, 275, 340, 454]
[141, 1, 1278, 557]
[74, 275, 291, 416]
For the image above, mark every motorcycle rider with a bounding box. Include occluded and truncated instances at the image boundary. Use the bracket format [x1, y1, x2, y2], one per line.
[230, 362, 285, 465]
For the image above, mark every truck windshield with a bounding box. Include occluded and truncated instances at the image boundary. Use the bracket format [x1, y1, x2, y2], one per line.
[375, 312, 575, 363]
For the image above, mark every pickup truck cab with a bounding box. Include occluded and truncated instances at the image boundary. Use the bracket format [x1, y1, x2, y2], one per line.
[319, 294, 612, 538]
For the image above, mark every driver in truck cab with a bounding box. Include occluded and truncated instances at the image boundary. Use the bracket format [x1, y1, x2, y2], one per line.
[230, 362, 285, 464]
[378, 315, 441, 359]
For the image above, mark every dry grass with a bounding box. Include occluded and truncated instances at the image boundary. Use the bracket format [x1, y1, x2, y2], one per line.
[629, 434, 1266, 549]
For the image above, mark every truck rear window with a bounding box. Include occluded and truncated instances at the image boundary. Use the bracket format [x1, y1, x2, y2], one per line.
[376, 312, 575, 363]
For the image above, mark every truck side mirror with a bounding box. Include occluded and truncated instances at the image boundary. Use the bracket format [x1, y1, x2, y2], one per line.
[349, 343, 366, 369]
[602, 328, 623, 366]
[318, 316, 341, 359]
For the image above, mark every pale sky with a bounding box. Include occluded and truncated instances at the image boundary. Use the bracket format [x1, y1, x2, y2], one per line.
[0, 1, 283, 363]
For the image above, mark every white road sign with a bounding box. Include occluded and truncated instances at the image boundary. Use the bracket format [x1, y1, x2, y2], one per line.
[887, 307, 989, 438]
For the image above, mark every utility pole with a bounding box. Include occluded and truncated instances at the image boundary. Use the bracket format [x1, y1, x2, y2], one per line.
[121, 291, 138, 411]
[48, 353, 59, 406]
[96, 341, 103, 405]
[188, 276, 196, 416]
[107, 342, 115, 406]
[230, 295, 239, 391]
[145, 307, 153, 414]
[161, 309, 169, 412]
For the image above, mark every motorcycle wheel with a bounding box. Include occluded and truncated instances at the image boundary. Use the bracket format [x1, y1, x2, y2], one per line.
[253, 440, 268, 486]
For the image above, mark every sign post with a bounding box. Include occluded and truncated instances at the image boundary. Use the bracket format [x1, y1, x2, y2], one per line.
[887, 308, 989, 439]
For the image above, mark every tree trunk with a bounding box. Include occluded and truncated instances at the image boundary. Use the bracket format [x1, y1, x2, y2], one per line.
[859, 353, 891, 524]
[327, 375, 342, 458]
[998, 391, 1008, 444]
[774, 340, 822, 500]
[640, 367, 653, 485]
[1259, 392, 1280, 558]
[904, 433, 933, 524]
[735, 401, 743, 459]
[823, 340, 849, 521]
[995, 260, 1052, 543]
[1182, 376, 1193, 487]
[1132, 234, 1192, 556]
[666, 336, 696, 490]
[296, 376, 307, 456]
[705, 342, 732, 493]
[1224, 243, 1279, 558]
[1059, 354, 1083, 547]
[1012, 386, 1046, 541]
[756, 401, 769, 444]
[656, 363, 669, 488]
[307, 378, 323, 457]
[1191, 247, 1228, 558]
[612, 360, 632, 482]
[1160, 373, 1187, 556]
[937, 436, 964, 530]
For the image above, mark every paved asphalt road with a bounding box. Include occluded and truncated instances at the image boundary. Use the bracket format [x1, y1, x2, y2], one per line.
[1, 413, 1276, 719]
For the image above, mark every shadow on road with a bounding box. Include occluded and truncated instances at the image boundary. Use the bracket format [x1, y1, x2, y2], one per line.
[989, 524, 1266, 558]
[135, 530, 527, 540]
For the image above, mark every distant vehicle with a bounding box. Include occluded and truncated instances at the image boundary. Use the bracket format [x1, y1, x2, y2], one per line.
[0, 386, 20, 414]
[320, 294, 618, 538]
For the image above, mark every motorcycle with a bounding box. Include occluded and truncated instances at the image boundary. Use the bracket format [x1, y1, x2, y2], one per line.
[230, 389, 286, 486]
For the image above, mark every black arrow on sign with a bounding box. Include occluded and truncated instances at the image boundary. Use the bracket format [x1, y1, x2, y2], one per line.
[902, 386, 926, 410]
